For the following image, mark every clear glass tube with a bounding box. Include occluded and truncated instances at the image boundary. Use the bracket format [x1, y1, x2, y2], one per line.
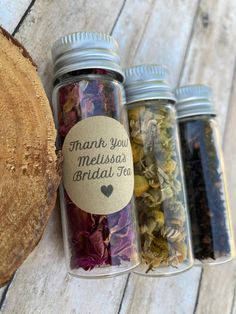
[127, 99, 194, 276]
[52, 72, 140, 278]
[179, 115, 235, 265]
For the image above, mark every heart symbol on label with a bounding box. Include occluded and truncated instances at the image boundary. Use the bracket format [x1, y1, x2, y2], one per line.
[101, 185, 113, 197]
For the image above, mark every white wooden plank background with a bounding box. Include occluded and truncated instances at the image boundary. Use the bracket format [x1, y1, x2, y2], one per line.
[0, 0, 32, 33]
[180, 0, 236, 133]
[180, 1, 236, 313]
[114, 2, 203, 313]
[223, 67, 236, 314]
[120, 268, 202, 314]
[194, 68, 236, 313]
[0, 1, 128, 313]
[233, 301, 236, 314]
[124, 0, 199, 85]
[13, 0, 125, 96]
[0, 0, 236, 313]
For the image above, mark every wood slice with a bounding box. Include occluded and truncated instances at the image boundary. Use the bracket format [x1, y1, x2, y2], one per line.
[0, 27, 61, 287]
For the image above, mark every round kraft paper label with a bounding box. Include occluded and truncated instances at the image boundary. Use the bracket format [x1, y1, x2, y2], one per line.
[62, 116, 134, 215]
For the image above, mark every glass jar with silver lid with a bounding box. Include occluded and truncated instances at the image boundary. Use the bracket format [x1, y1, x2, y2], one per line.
[51, 32, 141, 278]
[125, 64, 194, 276]
[176, 84, 235, 265]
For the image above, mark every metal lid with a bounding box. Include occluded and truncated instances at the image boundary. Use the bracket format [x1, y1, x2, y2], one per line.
[124, 64, 176, 104]
[175, 84, 216, 119]
[51, 32, 124, 81]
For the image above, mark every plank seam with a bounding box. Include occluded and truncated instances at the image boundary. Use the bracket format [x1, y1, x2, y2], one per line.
[117, 273, 131, 314]
[222, 55, 236, 146]
[0, 276, 14, 311]
[230, 281, 236, 314]
[110, 0, 127, 35]
[132, 0, 156, 61]
[177, 0, 202, 86]
[193, 267, 204, 314]
[12, 0, 36, 36]
[112, 2, 157, 312]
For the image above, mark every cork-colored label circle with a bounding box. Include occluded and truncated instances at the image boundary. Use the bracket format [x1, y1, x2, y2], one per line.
[62, 116, 134, 215]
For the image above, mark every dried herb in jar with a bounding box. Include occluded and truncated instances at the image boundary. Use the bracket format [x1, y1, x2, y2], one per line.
[176, 84, 235, 264]
[58, 76, 138, 271]
[129, 103, 188, 272]
[179, 118, 231, 260]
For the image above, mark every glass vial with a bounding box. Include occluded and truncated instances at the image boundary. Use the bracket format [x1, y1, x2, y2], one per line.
[125, 65, 193, 276]
[176, 85, 235, 265]
[51, 32, 140, 278]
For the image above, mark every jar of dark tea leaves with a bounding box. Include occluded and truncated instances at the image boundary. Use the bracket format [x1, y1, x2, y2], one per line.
[176, 85, 235, 265]
[125, 65, 193, 276]
[51, 32, 140, 278]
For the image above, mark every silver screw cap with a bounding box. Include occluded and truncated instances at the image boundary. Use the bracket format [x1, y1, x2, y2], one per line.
[124, 64, 176, 104]
[175, 85, 216, 119]
[51, 32, 124, 81]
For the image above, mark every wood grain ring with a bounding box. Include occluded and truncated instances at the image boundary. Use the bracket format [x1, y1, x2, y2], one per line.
[0, 27, 61, 287]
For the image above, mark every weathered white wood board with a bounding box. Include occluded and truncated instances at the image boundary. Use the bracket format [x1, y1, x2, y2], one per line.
[129, 0, 200, 86]
[1, 0, 202, 312]
[214, 71, 236, 314]
[180, 0, 236, 133]
[118, 0, 236, 313]
[112, 1, 204, 313]
[0, 1, 129, 313]
[179, 1, 236, 312]
[1, 0, 236, 313]
[14, 0, 124, 96]
[120, 268, 202, 314]
[0, 0, 31, 33]
[2, 0, 202, 313]
[195, 67, 236, 314]
[195, 261, 236, 314]
[0, 210, 128, 314]
[112, 0, 156, 67]
[233, 300, 236, 314]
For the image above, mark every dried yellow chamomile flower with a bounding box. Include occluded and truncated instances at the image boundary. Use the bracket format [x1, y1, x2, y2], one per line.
[131, 142, 144, 163]
[143, 236, 169, 271]
[129, 105, 191, 272]
[125, 64, 193, 275]
[134, 175, 149, 197]
[143, 189, 163, 207]
[140, 209, 164, 234]
[163, 159, 176, 174]
[128, 106, 145, 121]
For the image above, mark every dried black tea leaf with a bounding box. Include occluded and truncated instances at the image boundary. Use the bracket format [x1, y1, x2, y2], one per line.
[179, 117, 234, 262]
